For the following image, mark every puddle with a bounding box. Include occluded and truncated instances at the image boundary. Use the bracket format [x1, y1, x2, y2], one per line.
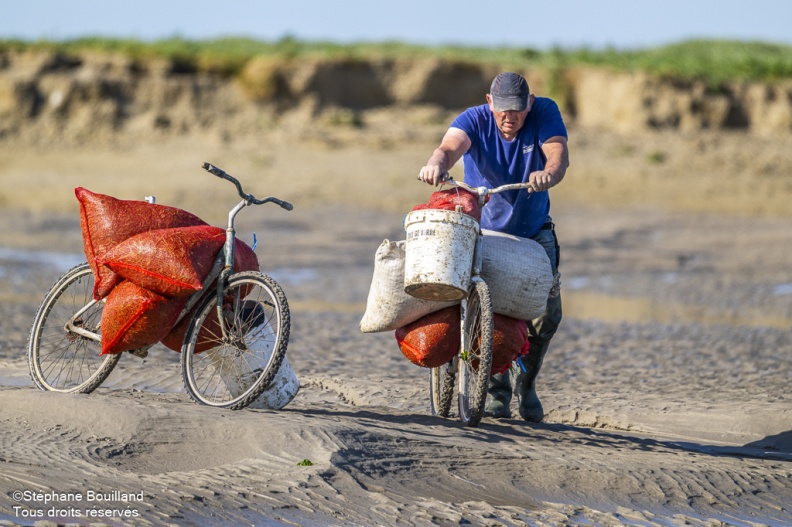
[288, 299, 366, 313]
[266, 267, 319, 285]
[774, 283, 792, 296]
[0, 247, 321, 285]
[3, 247, 788, 329]
[0, 247, 83, 273]
[564, 290, 792, 329]
[564, 276, 589, 290]
[0, 372, 32, 387]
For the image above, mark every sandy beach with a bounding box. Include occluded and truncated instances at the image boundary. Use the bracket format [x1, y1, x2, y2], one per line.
[0, 124, 790, 526]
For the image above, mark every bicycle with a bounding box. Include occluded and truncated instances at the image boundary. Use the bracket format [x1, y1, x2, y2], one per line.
[27, 162, 295, 410]
[425, 176, 533, 427]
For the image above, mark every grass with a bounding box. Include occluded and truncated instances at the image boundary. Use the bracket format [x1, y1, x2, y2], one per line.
[2, 37, 791, 86]
[566, 39, 792, 86]
[646, 151, 667, 164]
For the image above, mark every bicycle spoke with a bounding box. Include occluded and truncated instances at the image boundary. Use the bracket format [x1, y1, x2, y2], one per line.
[29, 263, 119, 393]
[182, 272, 290, 409]
[457, 280, 493, 427]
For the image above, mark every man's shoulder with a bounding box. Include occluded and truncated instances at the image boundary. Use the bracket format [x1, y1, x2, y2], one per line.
[452, 104, 492, 133]
[527, 97, 567, 137]
[532, 96, 560, 111]
[459, 104, 491, 119]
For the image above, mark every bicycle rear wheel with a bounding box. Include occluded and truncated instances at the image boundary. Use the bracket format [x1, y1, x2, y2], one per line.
[28, 262, 120, 393]
[457, 277, 493, 427]
[181, 271, 290, 409]
[430, 357, 457, 417]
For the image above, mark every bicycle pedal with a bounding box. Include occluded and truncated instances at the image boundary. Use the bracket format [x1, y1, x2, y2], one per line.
[127, 349, 149, 359]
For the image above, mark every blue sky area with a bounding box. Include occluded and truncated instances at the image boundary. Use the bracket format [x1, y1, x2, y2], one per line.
[2, 1, 791, 50]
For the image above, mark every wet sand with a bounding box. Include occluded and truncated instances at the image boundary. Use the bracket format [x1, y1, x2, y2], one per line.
[0, 130, 790, 526]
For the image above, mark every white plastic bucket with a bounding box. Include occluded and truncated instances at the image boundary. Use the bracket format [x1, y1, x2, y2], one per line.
[403, 209, 479, 301]
[207, 320, 299, 410]
[246, 355, 299, 410]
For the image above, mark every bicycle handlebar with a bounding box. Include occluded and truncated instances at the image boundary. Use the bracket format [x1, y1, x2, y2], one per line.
[418, 173, 533, 197]
[202, 162, 294, 211]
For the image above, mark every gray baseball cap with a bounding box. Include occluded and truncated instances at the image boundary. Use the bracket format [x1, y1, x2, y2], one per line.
[489, 72, 530, 112]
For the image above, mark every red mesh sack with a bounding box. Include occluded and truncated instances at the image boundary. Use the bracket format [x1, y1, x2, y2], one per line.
[394, 305, 460, 368]
[101, 280, 188, 355]
[160, 238, 259, 353]
[412, 188, 481, 222]
[97, 225, 226, 298]
[399, 309, 529, 374]
[76, 187, 207, 300]
[163, 302, 224, 354]
[490, 314, 530, 375]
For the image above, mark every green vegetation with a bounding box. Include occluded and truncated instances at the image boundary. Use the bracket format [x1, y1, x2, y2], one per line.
[646, 150, 667, 164]
[566, 39, 792, 86]
[2, 36, 791, 86]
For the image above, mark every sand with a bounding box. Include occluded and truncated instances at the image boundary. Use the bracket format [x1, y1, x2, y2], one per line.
[0, 125, 790, 527]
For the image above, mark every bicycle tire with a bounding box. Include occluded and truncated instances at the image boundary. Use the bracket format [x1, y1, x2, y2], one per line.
[27, 262, 121, 393]
[457, 278, 493, 427]
[430, 357, 456, 418]
[181, 271, 290, 409]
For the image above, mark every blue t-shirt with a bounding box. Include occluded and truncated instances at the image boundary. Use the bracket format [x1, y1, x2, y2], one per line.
[450, 97, 567, 238]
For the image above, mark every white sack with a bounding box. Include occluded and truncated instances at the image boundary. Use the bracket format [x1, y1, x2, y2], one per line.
[359, 231, 554, 333]
[359, 240, 456, 333]
[479, 229, 554, 322]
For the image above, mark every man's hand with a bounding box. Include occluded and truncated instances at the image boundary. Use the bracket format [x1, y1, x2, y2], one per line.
[528, 170, 554, 192]
[531, 137, 569, 192]
[418, 165, 446, 186]
[418, 128, 471, 186]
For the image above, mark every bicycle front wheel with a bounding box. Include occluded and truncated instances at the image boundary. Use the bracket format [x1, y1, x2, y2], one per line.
[430, 357, 457, 418]
[28, 262, 120, 393]
[457, 278, 493, 427]
[181, 271, 290, 409]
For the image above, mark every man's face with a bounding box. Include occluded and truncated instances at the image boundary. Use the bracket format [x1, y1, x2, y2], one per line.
[486, 94, 533, 137]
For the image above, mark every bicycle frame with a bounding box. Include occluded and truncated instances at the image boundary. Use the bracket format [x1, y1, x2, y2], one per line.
[216, 199, 250, 342]
[63, 299, 103, 342]
[61, 252, 225, 352]
[423, 175, 525, 424]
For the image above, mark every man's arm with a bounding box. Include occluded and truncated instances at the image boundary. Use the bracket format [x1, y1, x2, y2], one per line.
[529, 136, 569, 192]
[418, 127, 472, 186]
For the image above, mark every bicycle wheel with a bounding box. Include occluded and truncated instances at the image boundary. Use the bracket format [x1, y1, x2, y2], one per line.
[28, 262, 121, 393]
[457, 277, 493, 427]
[430, 357, 457, 417]
[181, 271, 290, 409]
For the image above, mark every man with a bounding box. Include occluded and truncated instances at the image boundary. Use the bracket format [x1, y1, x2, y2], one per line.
[418, 72, 569, 422]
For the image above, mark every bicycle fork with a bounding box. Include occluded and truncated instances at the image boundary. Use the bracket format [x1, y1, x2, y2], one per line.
[457, 235, 484, 389]
[64, 299, 102, 342]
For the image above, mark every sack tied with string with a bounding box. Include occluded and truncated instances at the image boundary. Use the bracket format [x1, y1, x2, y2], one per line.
[98, 230, 258, 354]
[76, 187, 260, 354]
[395, 307, 529, 375]
[76, 187, 207, 300]
[394, 305, 460, 368]
[100, 280, 188, 355]
[97, 225, 228, 298]
[410, 187, 482, 222]
[160, 237, 259, 353]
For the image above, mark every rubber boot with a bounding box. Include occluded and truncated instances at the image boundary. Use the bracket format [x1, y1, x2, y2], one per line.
[515, 346, 547, 422]
[484, 371, 512, 418]
[514, 220, 562, 423]
[515, 283, 561, 423]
